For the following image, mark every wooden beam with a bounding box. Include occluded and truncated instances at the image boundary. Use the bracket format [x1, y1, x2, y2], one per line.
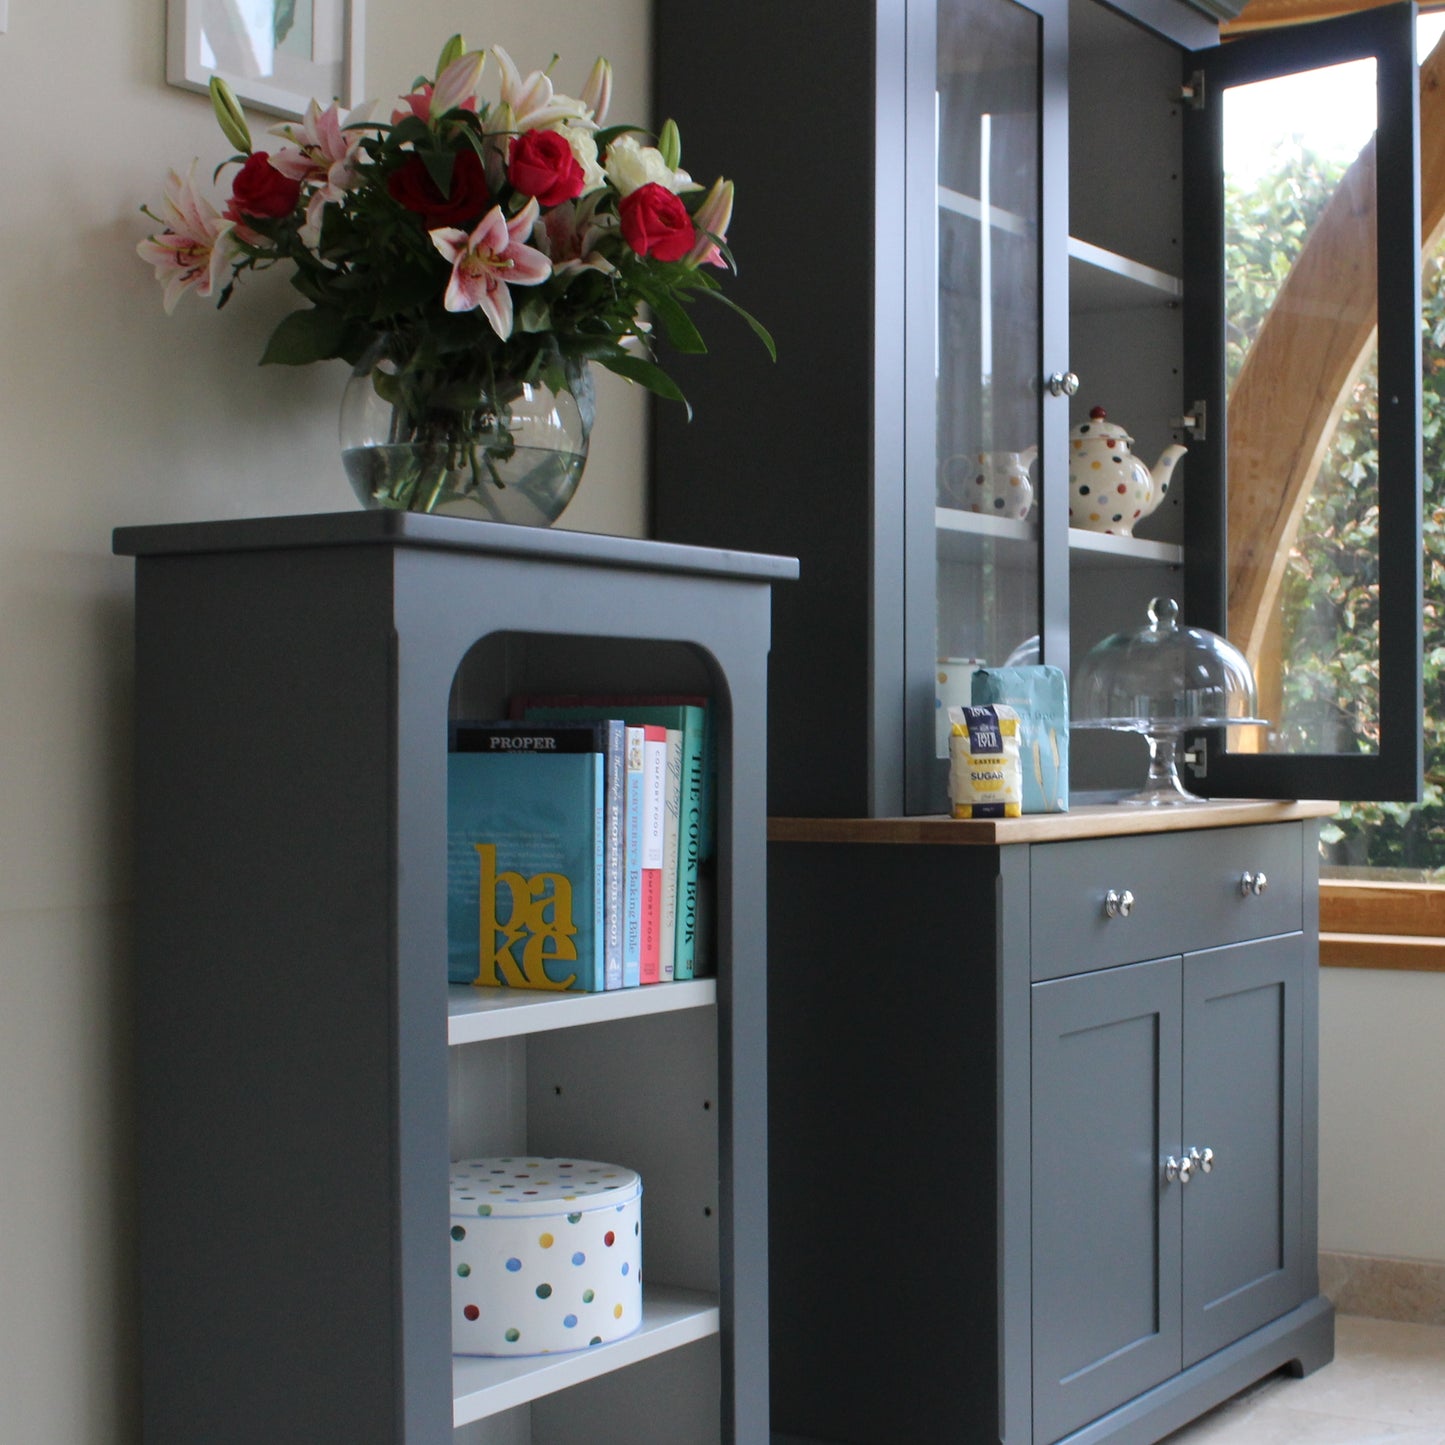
[1226, 40, 1445, 681]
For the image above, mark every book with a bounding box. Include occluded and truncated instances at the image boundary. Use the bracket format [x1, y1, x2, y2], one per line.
[510, 691, 716, 860]
[623, 724, 645, 988]
[452, 717, 625, 988]
[447, 746, 605, 993]
[639, 724, 667, 984]
[514, 697, 710, 979]
[659, 728, 683, 982]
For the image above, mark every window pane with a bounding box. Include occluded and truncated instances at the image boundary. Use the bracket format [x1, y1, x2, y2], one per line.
[1222, 57, 1379, 760]
[935, 0, 1042, 738]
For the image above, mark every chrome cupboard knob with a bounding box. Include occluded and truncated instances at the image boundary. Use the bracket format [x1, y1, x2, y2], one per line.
[1048, 370, 1081, 397]
[1239, 871, 1269, 897]
[1165, 1155, 1194, 1185]
[1189, 1146, 1215, 1175]
[1105, 888, 1135, 919]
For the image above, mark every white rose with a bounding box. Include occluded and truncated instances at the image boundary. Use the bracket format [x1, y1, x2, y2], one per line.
[604, 134, 695, 196]
[563, 124, 608, 195]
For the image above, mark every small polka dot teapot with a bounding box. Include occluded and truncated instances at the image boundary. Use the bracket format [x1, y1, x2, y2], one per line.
[1068, 406, 1186, 537]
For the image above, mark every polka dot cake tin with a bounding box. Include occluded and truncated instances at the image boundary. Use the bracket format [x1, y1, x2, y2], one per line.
[449, 1157, 642, 1357]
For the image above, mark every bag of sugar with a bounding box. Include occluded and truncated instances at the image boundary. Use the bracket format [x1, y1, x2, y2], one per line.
[948, 704, 1023, 819]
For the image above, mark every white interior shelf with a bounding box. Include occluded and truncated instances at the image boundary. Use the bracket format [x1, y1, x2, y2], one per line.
[1069, 528, 1184, 568]
[1069, 236, 1182, 312]
[447, 979, 718, 1046]
[452, 1284, 721, 1426]
[935, 507, 1038, 565]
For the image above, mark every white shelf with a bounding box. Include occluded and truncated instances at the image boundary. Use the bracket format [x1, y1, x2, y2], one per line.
[448, 979, 718, 1046]
[935, 190, 1181, 314]
[937, 184, 1031, 238]
[451, 1283, 720, 1425]
[1069, 237, 1182, 312]
[935, 508, 1038, 565]
[1069, 528, 1183, 568]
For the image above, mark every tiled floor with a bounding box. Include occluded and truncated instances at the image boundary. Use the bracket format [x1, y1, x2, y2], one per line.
[1162, 1315, 1445, 1443]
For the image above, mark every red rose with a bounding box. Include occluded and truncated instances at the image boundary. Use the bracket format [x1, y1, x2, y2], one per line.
[227, 151, 301, 220]
[619, 182, 694, 262]
[507, 129, 585, 207]
[387, 150, 491, 228]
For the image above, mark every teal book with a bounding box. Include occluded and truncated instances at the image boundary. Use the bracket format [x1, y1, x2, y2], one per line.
[517, 698, 709, 980]
[447, 749, 605, 993]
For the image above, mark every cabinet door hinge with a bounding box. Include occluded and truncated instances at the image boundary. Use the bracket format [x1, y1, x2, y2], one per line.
[1171, 400, 1207, 440]
[1184, 734, 1209, 779]
[1180, 71, 1206, 109]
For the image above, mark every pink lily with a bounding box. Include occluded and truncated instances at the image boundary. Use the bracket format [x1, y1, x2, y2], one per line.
[136, 164, 236, 313]
[535, 193, 615, 277]
[269, 99, 374, 243]
[685, 177, 734, 268]
[430, 197, 552, 338]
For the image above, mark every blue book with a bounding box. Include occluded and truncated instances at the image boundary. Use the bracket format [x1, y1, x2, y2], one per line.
[600, 719, 626, 989]
[518, 699, 709, 980]
[622, 725, 645, 988]
[447, 749, 605, 993]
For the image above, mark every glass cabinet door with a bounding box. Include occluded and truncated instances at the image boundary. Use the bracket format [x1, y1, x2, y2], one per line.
[1183, 2, 1423, 801]
[908, 0, 1068, 812]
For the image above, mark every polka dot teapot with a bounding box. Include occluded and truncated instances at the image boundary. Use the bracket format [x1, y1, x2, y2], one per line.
[1068, 406, 1186, 537]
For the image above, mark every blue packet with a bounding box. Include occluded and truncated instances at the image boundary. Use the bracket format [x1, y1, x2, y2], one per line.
[970, 665, 1069, 813]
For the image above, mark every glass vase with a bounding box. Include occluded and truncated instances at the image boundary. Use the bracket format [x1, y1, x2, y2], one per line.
[340, 338, 594, 526]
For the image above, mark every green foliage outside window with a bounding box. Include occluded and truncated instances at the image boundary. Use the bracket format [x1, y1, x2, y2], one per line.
[1227, 144, 1445, 876]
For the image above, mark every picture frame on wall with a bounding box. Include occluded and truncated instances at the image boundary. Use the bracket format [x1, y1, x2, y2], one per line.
[166, 0, 365, 119]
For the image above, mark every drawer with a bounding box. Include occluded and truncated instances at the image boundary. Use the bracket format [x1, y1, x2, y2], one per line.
[1030, 823, 1304, 980]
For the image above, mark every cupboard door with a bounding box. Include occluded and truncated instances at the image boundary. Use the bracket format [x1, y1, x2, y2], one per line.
[908, 0, 1071, 814]
[1031, 957, 1183, 1445]
[1182, 934, 1304, 1366]
[1182, 2, 1422, 802]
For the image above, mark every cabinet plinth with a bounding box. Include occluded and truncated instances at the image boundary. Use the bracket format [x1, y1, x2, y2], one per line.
[116, 512, 793, 1444]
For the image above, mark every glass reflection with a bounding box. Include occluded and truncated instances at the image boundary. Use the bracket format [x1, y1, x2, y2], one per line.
[1223, 58, 1380, 757]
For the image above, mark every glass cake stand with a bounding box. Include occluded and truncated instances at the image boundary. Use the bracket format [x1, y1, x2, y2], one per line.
[1072, 598, 1268, 806]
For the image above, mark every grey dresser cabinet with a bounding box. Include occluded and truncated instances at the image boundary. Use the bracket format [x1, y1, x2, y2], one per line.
[113, 513, 796, 1445]
[767, 805, 1334, 1445]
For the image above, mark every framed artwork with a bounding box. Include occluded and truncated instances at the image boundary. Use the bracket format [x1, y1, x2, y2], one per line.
[167, 0, 365, 119]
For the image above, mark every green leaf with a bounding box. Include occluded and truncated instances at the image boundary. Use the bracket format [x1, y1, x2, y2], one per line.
[643, 289, 707, 355]
[702, 289, 778, 361]
[594, 352, 691, 414]
[260, 308, 351, 366]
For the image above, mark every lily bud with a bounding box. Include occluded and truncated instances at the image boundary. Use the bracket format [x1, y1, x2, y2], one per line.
[580, 56, 612, 124]
[209, 76, 253, 155]
[435, 33, 466, 75]
[685, 176, 734, 268]
[658, 118, 682, 172]
[430, 49, 486, 122]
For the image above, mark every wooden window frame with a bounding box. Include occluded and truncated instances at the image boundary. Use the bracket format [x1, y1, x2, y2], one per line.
[1320, 878, 1445, 971]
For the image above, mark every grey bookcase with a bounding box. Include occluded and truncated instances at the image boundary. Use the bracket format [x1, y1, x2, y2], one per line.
[114, 512, 795, 1445]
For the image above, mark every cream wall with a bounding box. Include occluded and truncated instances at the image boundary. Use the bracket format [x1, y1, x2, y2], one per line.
[1319, 968, 1445, 1263]
[0, 2, 646, 1442]
[0, 5, 1439, 1443]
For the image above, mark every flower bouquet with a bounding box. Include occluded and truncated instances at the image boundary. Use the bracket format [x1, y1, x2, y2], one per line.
[138, 40, 772, 523]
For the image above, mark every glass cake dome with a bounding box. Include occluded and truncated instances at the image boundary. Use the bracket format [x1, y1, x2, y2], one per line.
[1073, 597, 1267, 805]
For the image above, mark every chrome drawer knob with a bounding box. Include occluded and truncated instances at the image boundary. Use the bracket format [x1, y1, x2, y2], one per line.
[1104, 888, 1135, 919]
[1189, 1146, 1215, 1175]
[1239, 871, 1269, 897]
[1165, 1155, 1194, 1185]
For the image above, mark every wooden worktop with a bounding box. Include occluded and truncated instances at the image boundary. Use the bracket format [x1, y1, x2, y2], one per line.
[768, 798, 1338, 845]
